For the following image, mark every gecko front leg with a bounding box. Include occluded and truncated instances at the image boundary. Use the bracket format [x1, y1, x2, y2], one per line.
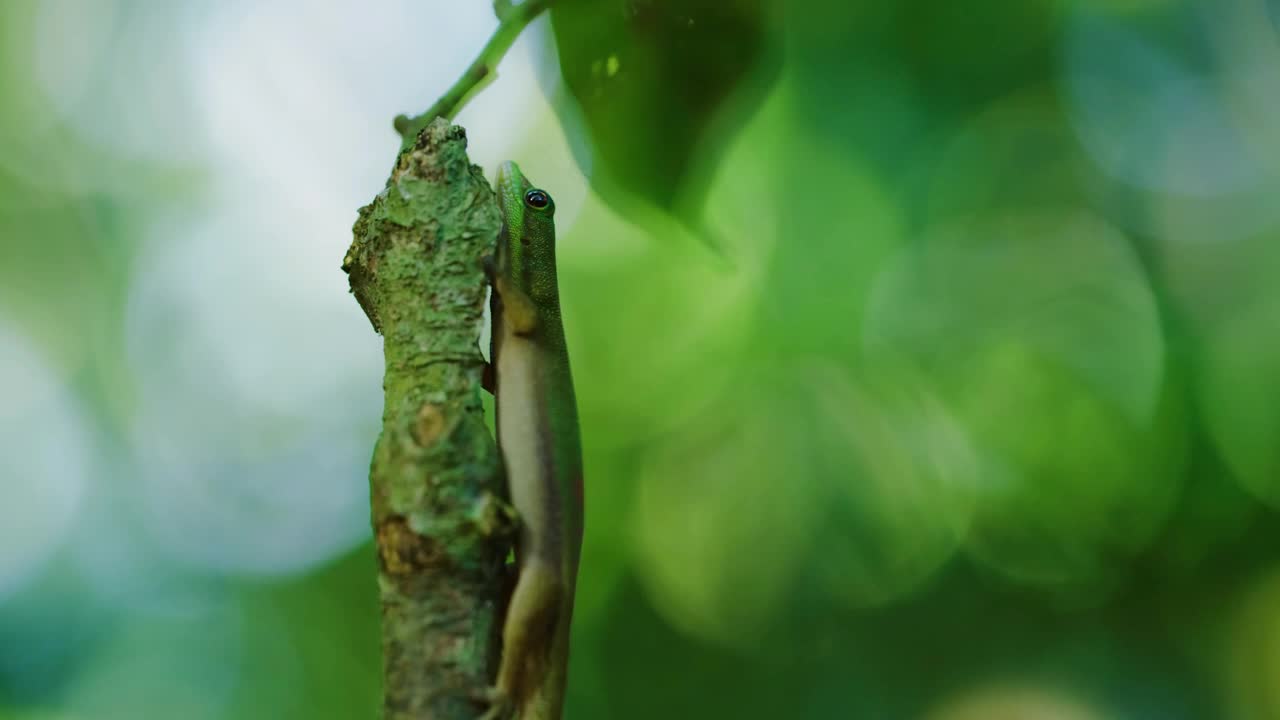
[495, 274, 539, 336]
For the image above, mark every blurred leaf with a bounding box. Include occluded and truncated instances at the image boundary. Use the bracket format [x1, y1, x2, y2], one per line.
[879, 0, 1060, 115]
[549, 0, 781, 228]
[786, 0, 1059, 139]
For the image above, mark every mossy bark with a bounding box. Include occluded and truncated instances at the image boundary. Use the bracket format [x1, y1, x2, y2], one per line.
[344, 118, 512, 720]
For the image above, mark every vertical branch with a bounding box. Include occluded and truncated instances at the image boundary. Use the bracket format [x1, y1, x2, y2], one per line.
[344, 119, 513, 720]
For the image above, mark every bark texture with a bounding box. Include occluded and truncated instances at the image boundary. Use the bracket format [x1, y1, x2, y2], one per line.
[344, 118, 512, 720]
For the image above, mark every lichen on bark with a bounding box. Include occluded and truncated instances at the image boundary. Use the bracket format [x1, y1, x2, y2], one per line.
[343, 118, 512, 720]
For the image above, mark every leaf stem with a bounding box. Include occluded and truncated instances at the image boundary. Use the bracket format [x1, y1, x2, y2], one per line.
[394, 0, 553, 147]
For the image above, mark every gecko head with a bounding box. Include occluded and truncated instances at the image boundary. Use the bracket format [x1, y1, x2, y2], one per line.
[496, 161, 556, 231]
[496, 161, 557, 292]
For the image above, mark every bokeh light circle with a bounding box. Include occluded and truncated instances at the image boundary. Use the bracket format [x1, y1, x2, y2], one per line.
[1064, 8, 1265, 197]
[1224, 566, 1280, 719]
[62, 601, 249, 720]
[925, 682, 1117, 720]
[1198, 292, 1280, 507]
[33, 0, 208, 166]
[0, 317, 90, 600]
[124, 208, 381, 576]
[865, 210, 1183, 591]
[631, 375, 813, 650]
[809, 361, 979, 609]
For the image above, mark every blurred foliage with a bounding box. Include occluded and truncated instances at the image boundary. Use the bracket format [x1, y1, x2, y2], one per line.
[550, 0, 781, 231]
[4, 0, 1280, 719]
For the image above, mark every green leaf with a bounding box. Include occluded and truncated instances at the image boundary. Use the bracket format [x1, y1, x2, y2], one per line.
[549, 0, 781, 230]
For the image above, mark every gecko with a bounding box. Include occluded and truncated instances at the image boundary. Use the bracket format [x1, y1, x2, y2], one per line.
[483, 161, 583, 720]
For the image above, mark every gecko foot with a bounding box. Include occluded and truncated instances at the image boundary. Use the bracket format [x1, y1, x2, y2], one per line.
[471, 491, 519, 540]
[473, 685, 512, 720]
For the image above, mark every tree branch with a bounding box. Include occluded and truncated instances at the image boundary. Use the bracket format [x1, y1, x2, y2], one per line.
[393, 0, 554, 147]
[344, 119, 515, 720]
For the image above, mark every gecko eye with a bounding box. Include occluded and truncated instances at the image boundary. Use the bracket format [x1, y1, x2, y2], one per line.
[524, 189, 551, 209]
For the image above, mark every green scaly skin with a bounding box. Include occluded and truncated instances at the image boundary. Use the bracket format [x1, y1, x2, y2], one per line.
[484, 161, 583, 720]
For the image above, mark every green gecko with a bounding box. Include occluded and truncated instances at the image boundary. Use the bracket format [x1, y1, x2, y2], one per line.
[482, 161, 583, 720]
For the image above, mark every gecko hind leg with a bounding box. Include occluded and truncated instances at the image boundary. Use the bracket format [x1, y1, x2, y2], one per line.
[484, 561, 564, 719]
[475, 687, 512, 720]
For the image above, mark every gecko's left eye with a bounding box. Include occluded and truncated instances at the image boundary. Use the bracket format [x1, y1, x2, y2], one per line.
[525, 189, 551, 209]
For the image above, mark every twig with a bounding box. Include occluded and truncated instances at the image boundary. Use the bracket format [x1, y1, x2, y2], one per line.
[394, 0, 554, 147]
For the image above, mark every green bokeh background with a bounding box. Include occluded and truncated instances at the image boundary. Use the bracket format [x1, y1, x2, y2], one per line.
[4, 0, 1280, 718]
